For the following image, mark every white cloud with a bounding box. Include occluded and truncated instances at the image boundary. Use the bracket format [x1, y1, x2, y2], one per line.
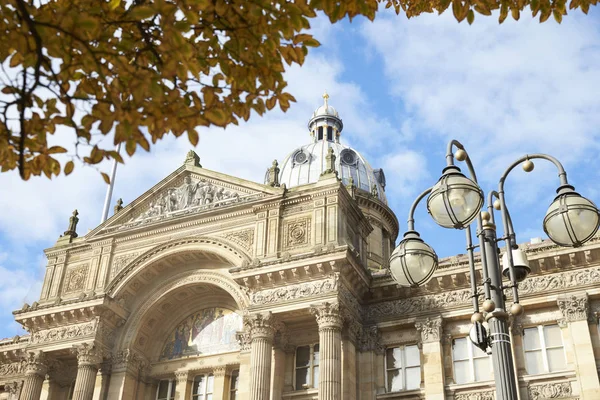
[381, 150, 430, 198]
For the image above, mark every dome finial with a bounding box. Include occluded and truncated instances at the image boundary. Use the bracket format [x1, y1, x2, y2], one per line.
[322, 90, 329, 108]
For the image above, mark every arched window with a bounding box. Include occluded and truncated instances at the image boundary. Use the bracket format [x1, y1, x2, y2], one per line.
[192, 374, 214, 400]
[295, 344, 319, 390]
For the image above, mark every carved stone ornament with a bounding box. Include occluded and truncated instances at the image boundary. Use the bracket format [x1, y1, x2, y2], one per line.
[528, 382, 573, 399]
[283, 218, 311, 249]
[311, 302, 343, 330]
[174, 370, 190, 383]
[111, 252, 140, 277]
[72, 343, 103, 367]
[557, 294, 589, 323]
[125, 175, 261, 226]
[0, 360, 25, 376]
[63, 264, 90, 294]
[236, 331, 252, 352]
[251, 275, 339, 305]
[415, 317, 443, 343]
[455, 390, 495, 400]
[243, 312, 278, 341]
[222, 229, 254, 253]
[112, 348, 147, 372]
[358, 326, 384, 354]
[31, 321, 97, 344]
[6, 381, 23, 396]
[23, 351, 47, 376]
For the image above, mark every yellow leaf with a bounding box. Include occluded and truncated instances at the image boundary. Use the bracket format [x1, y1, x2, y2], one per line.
[101, 172, 111, 184]
[467, 9, 475, 23]
[553, 8, 563, 22]
[187, 129, 199, 146]
[205, 108, 228, 126]
[109, 0, 121, 10]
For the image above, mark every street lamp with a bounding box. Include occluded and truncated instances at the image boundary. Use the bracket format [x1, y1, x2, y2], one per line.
[389, 140, 600, 400]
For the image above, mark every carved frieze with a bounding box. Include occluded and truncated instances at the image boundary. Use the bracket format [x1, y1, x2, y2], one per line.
[250, 275, 338, 305]
[358, 326, 384, 354]
[528, 382, 573, 399]
[31, 321, 96, 344]
[283, 218, 311, 249]
[111, 252, 139, 278]
[455, 391, 495, 400]
[415, 317, 443, 343]
[63, 264, 89, 294]
[222, 229, 254, 254]
[557, 294, 589, 323]
[0, 361, 25, 376]
[236, 331, 251, 352]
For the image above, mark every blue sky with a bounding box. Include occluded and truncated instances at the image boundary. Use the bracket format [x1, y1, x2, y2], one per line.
[1, 8, 600, 339]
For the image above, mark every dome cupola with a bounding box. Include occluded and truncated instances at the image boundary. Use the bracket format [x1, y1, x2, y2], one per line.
[308, 91, 343, 143]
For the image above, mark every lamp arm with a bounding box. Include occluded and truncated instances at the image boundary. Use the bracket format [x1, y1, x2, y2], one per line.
[498, 154, 570, 193]
[465, 225, 481, 313]
[407, 187, 433, 232]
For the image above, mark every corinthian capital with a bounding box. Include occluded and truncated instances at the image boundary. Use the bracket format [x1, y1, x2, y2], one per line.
[415, 316, 443, 344]
[22, 351, 47, 376]
[310, 302, 343, 330]
[557, 293, 589, 323]
[72, 343, 103, 367]
[243, 312, 277, 341]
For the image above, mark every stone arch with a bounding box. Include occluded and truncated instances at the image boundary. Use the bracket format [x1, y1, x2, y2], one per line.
[107, 236, 252, 297]
[115, 269, 249, 359]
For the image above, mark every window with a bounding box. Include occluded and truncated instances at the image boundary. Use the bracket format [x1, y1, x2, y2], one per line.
[230, 370, 239, 400]
[192, 374, 214, 400]
[156, 380, 176, 400]
[452, 337, 492, 384]
[327, 127, 333, 141]
[523, 325, 566, 374]
[318, 127, 323, 140]
[385, 345, 421, 392]
[295, 344, 319, 390]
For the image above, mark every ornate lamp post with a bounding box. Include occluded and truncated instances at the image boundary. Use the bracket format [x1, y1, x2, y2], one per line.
[389, 140, 600, 400]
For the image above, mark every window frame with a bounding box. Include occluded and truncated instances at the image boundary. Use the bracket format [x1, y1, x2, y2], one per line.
[384, 344, 422, 392]
[192, 374, 214, 400]
[523, 324, 567, 375]
[451, 337, 493, 384]
[156, 379, 176, 400]
[229, 369, 239, 400]
[294, 343, 320, 390]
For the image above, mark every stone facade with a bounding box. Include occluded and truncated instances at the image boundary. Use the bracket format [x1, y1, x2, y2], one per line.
[2, 116, 600, 400]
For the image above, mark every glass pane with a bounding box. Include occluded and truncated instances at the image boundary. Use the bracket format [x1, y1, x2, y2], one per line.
[525, 350, 544, 375]
[471, 342, 488, 359]
[296, 346, 310, 367]
[405, 367, 421, 390]
[547, 348, 567, 372]
[170, 382, 176, 400]
[296, 367, 309, 390]
[230, 371, 239, 390]
[313, 366, 319, 388]
[193, 376, 205, 395]
[386, 348, 403, 369]
[405, 345, 420, 367]
[523, 328, 541, 350]
[206, 395, 212, 400]
[454, 360, 470, 384]
[387, 369, 403, 392]
[452, 338, 469, 361]
[313, 344, 320, 366]
[544, 325, 563, 348]
[158, 381, 169, 399]
[474, 357, 491, 382]
[206, 375, 214, 393]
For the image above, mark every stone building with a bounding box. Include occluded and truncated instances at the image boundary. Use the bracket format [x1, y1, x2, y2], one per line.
[1, 95, 600, 400]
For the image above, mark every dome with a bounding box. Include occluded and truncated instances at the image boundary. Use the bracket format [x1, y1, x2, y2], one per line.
[276, 141, 387, 204]
[313, 104, 339, 118]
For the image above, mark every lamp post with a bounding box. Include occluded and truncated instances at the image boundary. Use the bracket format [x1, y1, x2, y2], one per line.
[389, 140, 600, 400]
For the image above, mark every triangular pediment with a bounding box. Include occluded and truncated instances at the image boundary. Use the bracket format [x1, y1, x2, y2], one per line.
[87, 163, 281, 237]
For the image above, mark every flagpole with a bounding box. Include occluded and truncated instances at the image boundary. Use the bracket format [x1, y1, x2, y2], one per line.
[100, 143, 122, 223]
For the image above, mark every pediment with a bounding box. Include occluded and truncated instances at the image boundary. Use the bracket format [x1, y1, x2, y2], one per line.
[88, 164, 281, 237]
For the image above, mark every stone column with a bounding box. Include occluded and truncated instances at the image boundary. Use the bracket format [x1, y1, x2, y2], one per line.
[20, 351, 47, 400]
[271, 331, 289, 400]
[92, 362, 111, 400]
[212, 367, 228, 400]
[72, 343, 103, 400]
[415, 317, 444, 400]
[106, 349, 146, 400]
[557, 294, 600, 399]
[174, 370, 192, 400]
[245, 312, 277, 400]
[311, 302, 343, 400]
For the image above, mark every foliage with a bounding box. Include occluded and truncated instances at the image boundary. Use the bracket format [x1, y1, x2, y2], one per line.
[0, 0, 593, 181]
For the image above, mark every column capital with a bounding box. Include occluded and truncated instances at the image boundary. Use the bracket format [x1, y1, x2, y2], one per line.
[244, 312, 278, 341]
[22, 350, 47, 377]
[174, 370, 191, 383]
[557, 293, 589, 323]
[310, 302, 343, 330]
[111, 348, 148, 373]
[415, 316, 443, 344]
[213, 366, 227, 377]
[72, 343, 103, 367]
[357, 325, 384, 354]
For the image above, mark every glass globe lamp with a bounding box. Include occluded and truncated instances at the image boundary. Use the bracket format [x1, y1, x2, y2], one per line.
[427, 166, 484, 229]
[389, 232, 438, 287]
[543, 188, 600, 247]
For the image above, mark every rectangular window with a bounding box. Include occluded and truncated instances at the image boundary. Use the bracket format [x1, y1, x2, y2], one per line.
[318, 127, 323, 140]
[295, 344, 320, 390]
[523, 325, 566, 374]
[385, 345, 421, 392]
[327, 127, 333, 141]
[230, 370, 239, 400]
[156, 380, 176, 400]
[192, 374, 214, 400]
[452, 337, 492, 384]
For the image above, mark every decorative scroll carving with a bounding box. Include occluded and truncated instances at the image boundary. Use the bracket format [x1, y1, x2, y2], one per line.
[283, 218, 311, 249]
[63, 264, 89, 294]
[222, 229, 254, 253]
[72, 343, 103, 366]
[455, 391, 495, 400]
[236, 331, 251, 352]
[528, 382, 573, 399]
[557, 294, 589, 323]
[311, 302, 343, 330]
[125, 176, 261, 226]
[31, 321, 96, 344]
[250, 275, 339, 305]
[112, 348, 147, 372]
[415, 317, 443, 343]
[0, 361, 25, 376]
[243, 312, 277, 340]
[358, 326, 384, 354]
[111, 253, 139, 277]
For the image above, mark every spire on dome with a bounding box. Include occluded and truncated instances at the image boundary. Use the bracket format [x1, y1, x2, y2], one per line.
[323, 90, 329, 108]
